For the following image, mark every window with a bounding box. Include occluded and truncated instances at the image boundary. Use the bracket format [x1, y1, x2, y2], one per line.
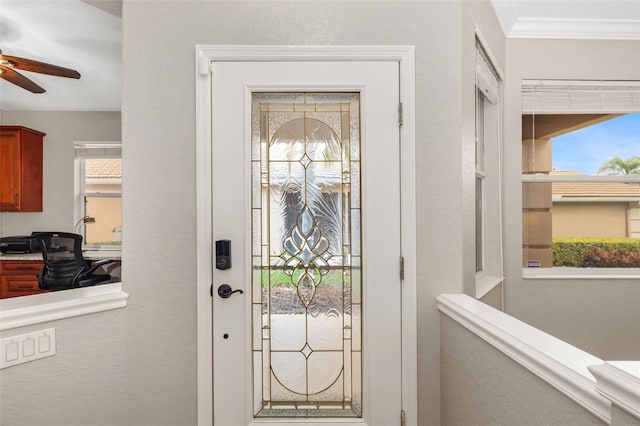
[74, 143, 122, 249]
[522, 81, 640, 275]
[475, 33, 504, 296]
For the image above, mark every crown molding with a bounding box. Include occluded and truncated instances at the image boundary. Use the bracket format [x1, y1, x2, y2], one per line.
[510, 18, 640, 40]
[491, 0, 640, 40]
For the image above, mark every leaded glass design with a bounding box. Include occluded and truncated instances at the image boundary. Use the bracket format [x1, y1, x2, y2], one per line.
[251, 93, 362, 418]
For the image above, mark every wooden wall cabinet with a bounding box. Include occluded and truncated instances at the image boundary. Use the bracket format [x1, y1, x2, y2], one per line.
[0, 126, 46, 212]
[0, 260, 45, 299]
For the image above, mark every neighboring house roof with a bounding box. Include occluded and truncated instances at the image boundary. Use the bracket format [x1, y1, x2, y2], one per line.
[551, 170, 640, 198]
[86, 159, 122, 179]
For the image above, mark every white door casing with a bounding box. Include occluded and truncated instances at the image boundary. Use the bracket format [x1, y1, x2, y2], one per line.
[195, 46, 417, 426]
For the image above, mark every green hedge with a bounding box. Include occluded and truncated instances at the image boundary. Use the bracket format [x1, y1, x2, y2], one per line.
[553, 238, 640, 267]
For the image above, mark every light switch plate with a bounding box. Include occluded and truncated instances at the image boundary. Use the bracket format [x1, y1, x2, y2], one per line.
[0, 328, 56, 369]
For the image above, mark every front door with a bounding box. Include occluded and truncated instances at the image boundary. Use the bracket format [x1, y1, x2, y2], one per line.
[211, 60, 402, 425]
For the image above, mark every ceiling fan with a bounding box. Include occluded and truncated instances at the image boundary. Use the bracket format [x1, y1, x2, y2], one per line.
[0, 49, 81, 94]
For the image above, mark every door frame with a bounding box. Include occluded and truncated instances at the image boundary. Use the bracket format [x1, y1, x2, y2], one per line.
[195, 45, 416, 426]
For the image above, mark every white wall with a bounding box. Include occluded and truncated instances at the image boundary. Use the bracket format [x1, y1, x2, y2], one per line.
[0, 310, 127, 425]
[3, 7, 637, 426]
[503, 39, 640, 360]
[0, 111, 121, 236]
[612, 405, 640, 426]
[440, 315, 606, 426]
[121, 1, 505, 424]
[1, 1, 506, 424]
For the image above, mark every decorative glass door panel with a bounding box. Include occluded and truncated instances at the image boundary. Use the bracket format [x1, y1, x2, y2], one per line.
[251, 93, 361, 418]
[211, 59, 402, 426]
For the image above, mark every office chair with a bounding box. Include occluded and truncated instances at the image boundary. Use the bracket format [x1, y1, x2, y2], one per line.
[35, 232, 113, 290]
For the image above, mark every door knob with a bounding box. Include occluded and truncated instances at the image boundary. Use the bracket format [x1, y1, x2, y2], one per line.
[217, 284, 243, 299]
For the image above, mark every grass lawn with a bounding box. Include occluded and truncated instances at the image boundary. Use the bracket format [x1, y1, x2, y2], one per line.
[260, 268, 353, 287]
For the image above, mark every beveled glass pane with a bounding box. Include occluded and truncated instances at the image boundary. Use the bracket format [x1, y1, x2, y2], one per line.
[350, 104, 360, 161]
[351, 305, 361, 351]
[350, 257, 361, 305]
[252, 162, 261, 207]
[351, 209, 361, 256]
[252, 257, 262, 304]
[252, 101, 261, 161]
[253, 304, 262, 350]
[252, 210, 261, 255]
[351, 162, 360, 208]
[252, 92, 362, 418]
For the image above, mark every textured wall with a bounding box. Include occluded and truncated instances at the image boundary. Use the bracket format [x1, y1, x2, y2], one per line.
[441, 315, 606, 426]
[0, 1, 506, 425]
[120, 1, 489, 425]
[0, 310, 127, 426]
[0, 111, 121, 236]
[612, 405, 640, 426]
[552, 202, 630, 238]
[480, 281, 504, 310]
[503, 39, 640, 360]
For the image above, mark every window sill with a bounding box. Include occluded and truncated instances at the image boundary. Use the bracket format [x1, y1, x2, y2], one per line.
[475, 273, 504, 299]
[523, 267, 640, 280]
[0, 283, 128, 331]
[83, 246, 122, 252]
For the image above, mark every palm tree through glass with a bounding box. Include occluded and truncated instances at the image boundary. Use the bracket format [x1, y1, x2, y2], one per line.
[251, 93, 362, 418]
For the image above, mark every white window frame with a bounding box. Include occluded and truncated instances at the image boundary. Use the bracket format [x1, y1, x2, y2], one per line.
[475, 27, 504, 298]
[521, 80, 640, 279]
[74, 142, 122, 250]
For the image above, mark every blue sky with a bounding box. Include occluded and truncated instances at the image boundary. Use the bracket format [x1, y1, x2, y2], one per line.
[552, 113, 640, 175]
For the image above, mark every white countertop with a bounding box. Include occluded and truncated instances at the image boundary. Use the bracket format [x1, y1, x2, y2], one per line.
[0, 253, 43, 261]
[0, 250, 121, 261]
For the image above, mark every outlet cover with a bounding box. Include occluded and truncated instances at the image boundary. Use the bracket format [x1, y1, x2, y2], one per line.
[1, 328, 56, 369]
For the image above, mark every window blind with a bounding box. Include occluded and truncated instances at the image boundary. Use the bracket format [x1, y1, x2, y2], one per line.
[476, 42, 500, 105]
[522, 80, 640, 114]
[74, 143, 121, 159]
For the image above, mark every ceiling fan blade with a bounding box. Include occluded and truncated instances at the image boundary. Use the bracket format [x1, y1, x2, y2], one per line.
[0, 54, 80, 79]
[0, 65, 46, 93]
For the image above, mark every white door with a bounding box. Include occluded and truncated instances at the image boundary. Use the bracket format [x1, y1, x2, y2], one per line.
[211, 60, 402, 426]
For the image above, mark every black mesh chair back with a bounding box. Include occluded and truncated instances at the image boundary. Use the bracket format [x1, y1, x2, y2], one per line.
[35, 232, 112, 290]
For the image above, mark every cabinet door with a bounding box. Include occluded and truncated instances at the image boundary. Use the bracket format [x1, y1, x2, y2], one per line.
[0, 261, 45, 299]
[0, 130, 21, 211]
[1, 275, 43, 298]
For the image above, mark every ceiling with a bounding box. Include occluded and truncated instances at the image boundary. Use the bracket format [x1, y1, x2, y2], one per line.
[0, 0, 638, 112]
[0, 0, 121, 111]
